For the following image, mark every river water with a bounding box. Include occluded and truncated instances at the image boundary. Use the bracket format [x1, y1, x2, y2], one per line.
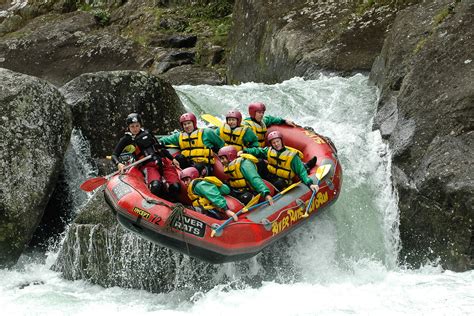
[1, 74, 472, 315]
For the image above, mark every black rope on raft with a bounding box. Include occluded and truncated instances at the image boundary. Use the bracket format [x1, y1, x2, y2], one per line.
[164, 203, 186, 231]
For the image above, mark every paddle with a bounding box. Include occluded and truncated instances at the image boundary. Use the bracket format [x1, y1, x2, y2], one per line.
[210, 193, 261, 237]
[201, 114, 224, 128]
[211, 180, 303, 237]
[302, 164, 332, 217]
[79, 155, 152, 192]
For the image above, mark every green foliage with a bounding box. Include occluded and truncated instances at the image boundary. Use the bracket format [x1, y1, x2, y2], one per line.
[78, 3, 94, 12]
[92, 8, 111, 26]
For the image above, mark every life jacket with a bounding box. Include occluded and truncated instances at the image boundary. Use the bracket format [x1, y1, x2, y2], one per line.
[187, 177, 224, 210]
[120, 129, 155, 160]
[267, 146, 304, 180]
[243, 118, 267, 146]
[178, 129, 215, 164]
[223, 154, 259, 189]
[133, 129, 159, 157]
[219, 123, 248, 151]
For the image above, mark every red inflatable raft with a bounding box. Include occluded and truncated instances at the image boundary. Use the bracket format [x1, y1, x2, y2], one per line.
[104, 125, 342, 263]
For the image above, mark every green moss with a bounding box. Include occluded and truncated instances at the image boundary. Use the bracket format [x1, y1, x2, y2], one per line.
[433, 7, 451, 25]
[413, 37, 427, 54]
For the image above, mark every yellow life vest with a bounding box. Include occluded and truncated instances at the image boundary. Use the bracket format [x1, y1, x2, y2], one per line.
[223, 154, 259, 189]
[219, 123, 248, 151]
[178, 129, 215, 164]
[187, 177, 224, 210]
[243, 119, 267, 146]
[267, 146, 304, 180]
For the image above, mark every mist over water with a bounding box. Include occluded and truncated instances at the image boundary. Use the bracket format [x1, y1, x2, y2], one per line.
[2, 75, 473, 315]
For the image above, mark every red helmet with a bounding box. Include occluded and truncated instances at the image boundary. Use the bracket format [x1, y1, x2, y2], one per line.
[267, 131, 283, 144]
[180, 167, 199, 181]
[179, 112, 197, 129]
[218, 145, 238, 162]
[248, 102, 266, 119]
[225, 109, 242, 126]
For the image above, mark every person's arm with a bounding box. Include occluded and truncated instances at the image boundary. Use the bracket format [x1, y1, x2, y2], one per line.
[243, 127, 260, 148]
[291, 156, 313, 186]
[159, 133, 180, 146]
[214, 127, 221, 138]
[195, 181, 228, 209]
[242, 146, 268, 158]
[111, 135, 132, 172]
[263, 115, 297, 127]
[240, 160, 270, 196]
[263, 115, 286, 126]
[203, 128, 225, 151]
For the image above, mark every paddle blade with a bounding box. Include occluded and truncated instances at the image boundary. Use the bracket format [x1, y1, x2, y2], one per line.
[80, 177, 108, 192]
[315, 164, 331, 181]
[201, 114, 223, 127]
[242, 194, 261, 213]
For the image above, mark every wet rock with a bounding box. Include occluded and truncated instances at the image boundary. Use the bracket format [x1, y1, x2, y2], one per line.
[60, 70, 185, 158]
[149, 34, 197, 48]
[227, 1, 408, 83]
[150, 51, 195, 74]
[0, 68, 72, 268]
[158, 64, 226, 85]
[0, 11, 152, 86]
[199, 45, 225, 66]
[371, 0, 474, 271]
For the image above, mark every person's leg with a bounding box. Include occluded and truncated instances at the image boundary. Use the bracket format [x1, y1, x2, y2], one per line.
[161, 158, 181, 201]
[230, 188, 254, 205]
[141, 162, 164, 197]
[264, 173, 287, 192]
[304, 156, 317, 172]
[175, 154, 192, 169]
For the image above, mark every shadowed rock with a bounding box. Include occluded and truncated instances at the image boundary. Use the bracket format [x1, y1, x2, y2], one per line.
[0, 68, 72, 268]
[60, 70, 185, 158]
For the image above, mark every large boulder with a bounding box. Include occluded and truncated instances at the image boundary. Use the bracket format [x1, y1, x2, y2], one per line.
[227, 1, 414, 83]
[60, 70, 185, 158]
[0, 11, 151, 86]
[370, 0, 473, 271]
[0, 68, 72, 267]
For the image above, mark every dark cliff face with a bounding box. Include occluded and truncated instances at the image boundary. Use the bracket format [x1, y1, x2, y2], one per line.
[227, 0, 410, 83]
[371, 0, 473, 271]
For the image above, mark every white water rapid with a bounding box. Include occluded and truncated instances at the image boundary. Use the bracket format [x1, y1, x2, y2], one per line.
[1, 74, 473, 315]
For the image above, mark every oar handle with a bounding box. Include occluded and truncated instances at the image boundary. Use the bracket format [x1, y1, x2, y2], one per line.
[302, 189, 317, 217]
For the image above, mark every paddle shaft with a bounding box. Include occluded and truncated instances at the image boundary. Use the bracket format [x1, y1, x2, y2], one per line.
[80, 155, 152, 192]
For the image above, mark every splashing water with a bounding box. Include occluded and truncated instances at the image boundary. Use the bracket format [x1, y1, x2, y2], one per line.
[1, 75, 473, 315]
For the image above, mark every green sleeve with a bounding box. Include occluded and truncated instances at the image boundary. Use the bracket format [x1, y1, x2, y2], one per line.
[218, 183, 231, 195]
[214, 127, 221, 138]
[243, 127, 259, 148]
[195, 181, 228, 209]
[203, 128, 225, 151]
[263, 115, 286, 127]
[240, 159, 270, 196]
[291, 156, 313, 186]
[160, 133, 180, 146]
[243, 146, 268, 158]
